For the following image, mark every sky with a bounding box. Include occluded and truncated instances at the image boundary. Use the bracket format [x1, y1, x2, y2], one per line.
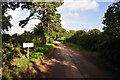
[5, 0, 113, 34]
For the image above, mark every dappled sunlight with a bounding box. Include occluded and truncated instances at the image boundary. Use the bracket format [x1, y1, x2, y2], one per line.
[55, 46, 64, 50]
[54, 41, 61, 44]
[32, 63, 50, 73]
[63, 45, 67, 48]
[55, 43, 81, 60]
[43, 59, 77, 70]
[39, 65, 50, 73]
[30, 67, 38, 74]
[38, 58, 79, 75]
[50, 59, 78, 70]
[43, 60, 55, 66]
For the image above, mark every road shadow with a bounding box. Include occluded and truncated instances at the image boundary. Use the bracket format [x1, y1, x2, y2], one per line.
[16, 46, 80, 79]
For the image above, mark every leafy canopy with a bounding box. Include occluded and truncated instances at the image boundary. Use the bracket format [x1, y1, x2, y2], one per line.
[102, 1, 120, 38]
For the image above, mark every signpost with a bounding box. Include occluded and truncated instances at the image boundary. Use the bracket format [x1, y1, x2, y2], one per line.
[23, 43, 34, 59]
[23, 43, 34, 72]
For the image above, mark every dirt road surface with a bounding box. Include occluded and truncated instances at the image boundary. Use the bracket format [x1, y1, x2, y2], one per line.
[20, 41, 118, 78]
[45, 41, 114, 78]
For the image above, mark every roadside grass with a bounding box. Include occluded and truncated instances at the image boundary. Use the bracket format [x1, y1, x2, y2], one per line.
[2, 43, 55, 79]
[62, 41, 100, 59]
[62, 41, 90, 52]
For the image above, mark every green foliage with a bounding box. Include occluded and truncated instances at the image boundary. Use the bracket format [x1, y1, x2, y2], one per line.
[2, 15, 12, 31]
[44, 29, 57, 43]
[13, 58, 31, 69]
[2, 2, 62, 79]
[101, 1, 120, 65]
[2, 72, 12, 79]
[102, 1, 120, 38]
[33, 25, 44, 35]
[19, 2, 63, 44]
[57, 30, 75, 41]
[66, 29, 101, 51]
[66, 27, 120, 68]
[66, 28, 119, 64]
[34, 43, 54, 54]
[31, 52, 44, 58]
[97, 35, 120, 64]
[88, 29, 101, 35]
[2, 42, 18, 67]
[19, 2, 63, 29]
[30, 52, 43, 63]
[63, 42, 83, 51]
[2, 1, 64, 45]
[46, 43, 55, 48]
[2, 43, 54, 79]
[2, 58, 31, 79]
[2, 34, 11, 43]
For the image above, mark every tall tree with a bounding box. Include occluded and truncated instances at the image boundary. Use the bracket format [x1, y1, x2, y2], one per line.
[1, 1, 63, 31]
[102, 1, 120, 38]
[19, 2, 63, 29]
[19, 1, 63, 43]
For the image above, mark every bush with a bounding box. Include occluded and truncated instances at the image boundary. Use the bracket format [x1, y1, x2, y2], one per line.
[30, 52, 44, 59]
[66, 29, 101, 51]
[34, 44, 54, 54]
[2, 58, 32, 79]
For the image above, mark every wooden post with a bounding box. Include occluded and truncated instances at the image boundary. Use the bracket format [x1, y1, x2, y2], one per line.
[27, 47, 30, 72]
[27, 47, 29, 59]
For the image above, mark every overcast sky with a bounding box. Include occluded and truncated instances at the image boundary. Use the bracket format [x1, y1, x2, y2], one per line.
[6, 0, 113, 34]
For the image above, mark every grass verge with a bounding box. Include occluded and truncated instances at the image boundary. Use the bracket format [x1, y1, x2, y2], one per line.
[62, 41, 87, 52]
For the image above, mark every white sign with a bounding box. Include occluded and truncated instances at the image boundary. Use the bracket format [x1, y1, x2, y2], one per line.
[23, 43, 34, 48]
